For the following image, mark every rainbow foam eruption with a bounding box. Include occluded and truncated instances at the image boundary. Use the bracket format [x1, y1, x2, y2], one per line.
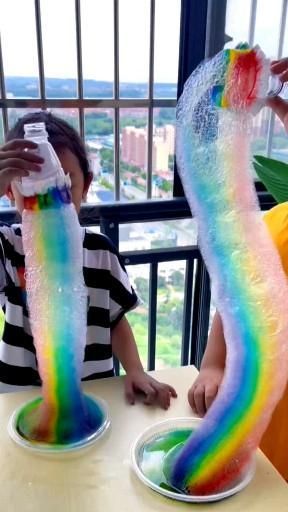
[211, 44, 268, 112]
[13, 142, 105, 448]
[165, 46, 288, 494]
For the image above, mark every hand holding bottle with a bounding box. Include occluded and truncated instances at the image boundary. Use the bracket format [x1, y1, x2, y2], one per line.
[267, 57, 288, 132]
[0, 139, 43, 197]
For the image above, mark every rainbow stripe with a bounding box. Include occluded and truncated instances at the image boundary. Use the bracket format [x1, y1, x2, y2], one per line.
[168, 47, 288, 494]
[17, 186, 103, 447]
[23, 185, 71, 211]
[211, 47, 265, 111]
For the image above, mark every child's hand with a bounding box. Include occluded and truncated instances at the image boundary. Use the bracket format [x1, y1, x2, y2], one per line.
[0, 139, 43, 196]
[266, 58, 288, 131]
[124, 370, 177, 409]
[270, 58, 288, 83]
[188, 367, 224, 417]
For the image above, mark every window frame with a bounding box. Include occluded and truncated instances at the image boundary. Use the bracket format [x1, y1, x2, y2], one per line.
[0, 0, 180, 201]
[1, 0, 282, 200]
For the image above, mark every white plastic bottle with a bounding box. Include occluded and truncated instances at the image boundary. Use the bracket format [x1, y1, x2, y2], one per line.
[20, 122, 69, 196]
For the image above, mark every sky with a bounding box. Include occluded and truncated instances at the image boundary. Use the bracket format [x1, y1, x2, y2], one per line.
[225, 0, 288, 58]
[0, 0, 181, 83]
[1, 0, 288, 83]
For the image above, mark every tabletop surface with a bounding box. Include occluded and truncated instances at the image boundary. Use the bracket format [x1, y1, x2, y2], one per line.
[0, 365, 287, 512]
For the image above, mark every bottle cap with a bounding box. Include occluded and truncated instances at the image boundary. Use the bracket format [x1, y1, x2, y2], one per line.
[24, 122, 48, 139]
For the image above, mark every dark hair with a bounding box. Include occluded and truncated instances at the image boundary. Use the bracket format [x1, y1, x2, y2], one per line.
[6, 111, 90, 180]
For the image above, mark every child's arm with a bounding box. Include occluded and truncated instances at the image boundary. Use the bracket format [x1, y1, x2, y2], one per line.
[188, 311, 226, 416]
[111, 316, 177, 409]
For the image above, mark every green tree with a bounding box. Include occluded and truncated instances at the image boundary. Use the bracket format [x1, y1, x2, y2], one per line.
[170, 303, 183, 330]
[158, 275, 166, 288]
[169, 270, 184, 288]
[100, 148, 114, 173]
[134, 277, 149, 303]
[98, 178, 113, 190]
[85, 113, 113, 136]
[100, 148, 113, 162]
[159, 179, 172, 193]
[151, 239, 175, 249]
[120, 117, 147, 130]
[154, 108, 175, 126]
[130, 165, 142, 174]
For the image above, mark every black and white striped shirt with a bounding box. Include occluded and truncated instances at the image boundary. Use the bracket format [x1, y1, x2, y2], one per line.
[0, 224, 138, 389]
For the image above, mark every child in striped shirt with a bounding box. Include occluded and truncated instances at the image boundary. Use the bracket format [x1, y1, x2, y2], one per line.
[0, 111, 176, 409]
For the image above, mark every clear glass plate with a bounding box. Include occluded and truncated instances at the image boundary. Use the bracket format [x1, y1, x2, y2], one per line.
[8, 394, 110, 455]
[131, 417, 256, 503]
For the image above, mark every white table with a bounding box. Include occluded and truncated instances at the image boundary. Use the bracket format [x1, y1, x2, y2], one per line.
[0, 366, 287, 511]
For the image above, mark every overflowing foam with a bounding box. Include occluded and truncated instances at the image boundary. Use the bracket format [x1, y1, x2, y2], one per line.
[16, 186, 104, 448]
[165, 46, 288, 494]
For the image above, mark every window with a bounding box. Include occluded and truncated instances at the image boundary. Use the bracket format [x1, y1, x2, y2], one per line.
[0, 0, 181, 204]
[225, 0, 288, 162]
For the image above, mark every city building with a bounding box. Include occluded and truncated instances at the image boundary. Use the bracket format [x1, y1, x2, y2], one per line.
[152, 136, 169, 172]
[162, 124, 176, 154]
[121, 125, 171, 172]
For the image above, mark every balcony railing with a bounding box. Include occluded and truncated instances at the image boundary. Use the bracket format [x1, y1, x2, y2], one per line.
[0, 191, 275, 375]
